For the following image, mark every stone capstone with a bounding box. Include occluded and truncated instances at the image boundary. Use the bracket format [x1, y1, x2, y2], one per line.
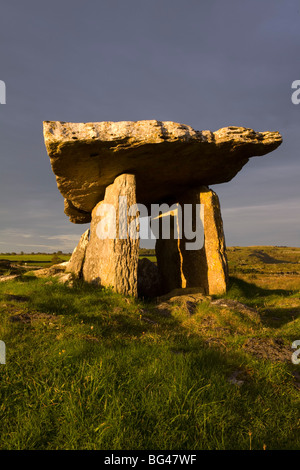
[43, 120, 282, 224]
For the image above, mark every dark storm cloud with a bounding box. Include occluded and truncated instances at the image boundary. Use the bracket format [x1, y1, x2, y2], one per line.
[0, 0, 299, 251]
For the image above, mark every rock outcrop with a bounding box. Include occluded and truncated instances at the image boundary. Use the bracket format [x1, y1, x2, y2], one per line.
[33, 262, 73, 285]
[43, 120, 282, 224]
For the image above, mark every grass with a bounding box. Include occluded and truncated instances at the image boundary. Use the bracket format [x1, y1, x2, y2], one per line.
[0, 247, 299, 450]
[139, 254, 157, 262]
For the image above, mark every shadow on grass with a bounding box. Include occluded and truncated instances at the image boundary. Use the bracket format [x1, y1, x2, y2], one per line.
[19, 279, 177, 337]
[17, 275, 40, 283]
[249, 250, 292, 264]
[260, 306, 300, 329]
[226, 276, 294, 299]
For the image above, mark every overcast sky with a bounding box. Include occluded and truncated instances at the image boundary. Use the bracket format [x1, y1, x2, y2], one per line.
[0, 0, 299, 252]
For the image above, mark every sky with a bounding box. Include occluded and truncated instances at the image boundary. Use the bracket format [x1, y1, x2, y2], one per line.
[0, 0, 299, 253]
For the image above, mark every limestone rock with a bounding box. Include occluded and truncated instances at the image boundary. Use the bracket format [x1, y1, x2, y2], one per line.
[54, 272, 73, 285]
[157, 287, 207, 302]
[154, 289, 209, 318]
[64, 199, 91, 224]
[33, 262, 67, 278]
[43, 120, 282, 223]
[66, 229, 90, 277]
[82, 173, 139, 296]
[32, 262, 73, 285]
[0, 274, 21, 282]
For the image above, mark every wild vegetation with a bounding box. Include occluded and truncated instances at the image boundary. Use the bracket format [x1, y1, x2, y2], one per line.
[0, 246, 299, 450]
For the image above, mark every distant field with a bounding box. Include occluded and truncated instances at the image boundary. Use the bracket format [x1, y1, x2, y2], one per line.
[2, 246, 299, 272]
[0, 254, 71, 268]
[0, 253, 158, 267]
[227, 246, 300, 273]
[227, 246, 300, 291]
[139, 254, 157, 262]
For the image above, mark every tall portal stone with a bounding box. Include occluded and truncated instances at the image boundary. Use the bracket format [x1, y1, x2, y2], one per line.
[155, 187, 228, 296]
[82, 174, 139, 297]
[179, 186, 228, 295]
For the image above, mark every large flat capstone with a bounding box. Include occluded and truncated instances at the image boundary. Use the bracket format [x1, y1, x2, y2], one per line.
[43, 120, 282, 223]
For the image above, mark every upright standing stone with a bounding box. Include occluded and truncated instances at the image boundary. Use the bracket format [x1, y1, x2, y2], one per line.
[66, 228, 90, 277]
[179, 186, 228, 295]
[155, 186, 228, 296]
[82, 174, 139, 297]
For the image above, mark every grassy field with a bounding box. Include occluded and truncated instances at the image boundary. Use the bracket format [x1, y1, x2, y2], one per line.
[0, 253, 71, 269]
[0, 246, 299, 450]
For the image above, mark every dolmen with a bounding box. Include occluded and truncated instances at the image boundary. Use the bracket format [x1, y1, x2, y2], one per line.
[43, 120, 282, 297]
